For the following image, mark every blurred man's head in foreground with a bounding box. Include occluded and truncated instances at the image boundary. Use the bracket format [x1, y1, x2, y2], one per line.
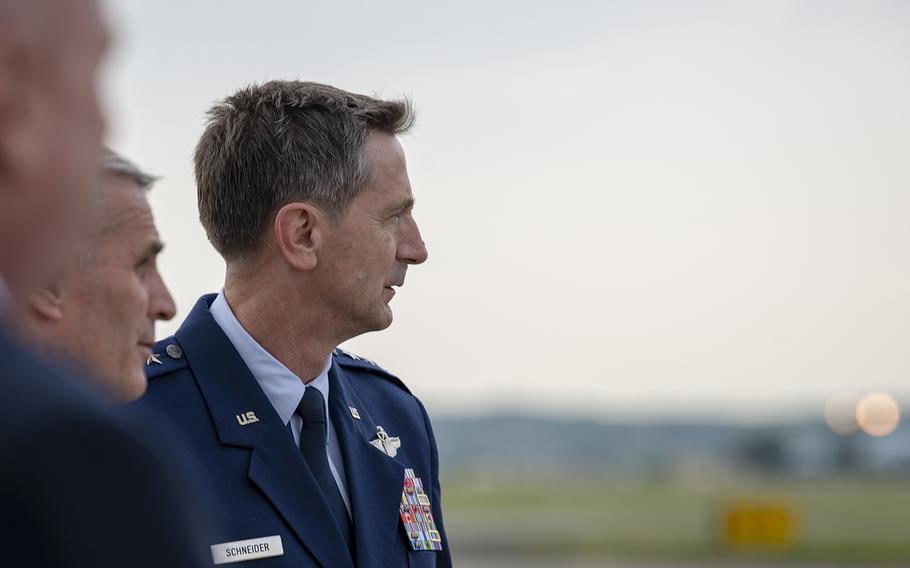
[0, 0, 107, 300]
[21, 150, 176, 401]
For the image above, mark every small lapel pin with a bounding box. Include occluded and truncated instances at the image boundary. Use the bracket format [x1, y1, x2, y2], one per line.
[369, 425, 401, 458]
[236, 411, 259, 426]
[147, 353, 162, 366]
[349, 406, 361, 420]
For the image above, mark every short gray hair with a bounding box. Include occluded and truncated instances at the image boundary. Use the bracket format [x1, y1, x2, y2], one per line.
[101, 148, 158, 191]
[194, 80, 416, 261]
[74, 148, 158, 265]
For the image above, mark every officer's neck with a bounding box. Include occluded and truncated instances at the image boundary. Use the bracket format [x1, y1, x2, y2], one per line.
[224, 272, 338, 384]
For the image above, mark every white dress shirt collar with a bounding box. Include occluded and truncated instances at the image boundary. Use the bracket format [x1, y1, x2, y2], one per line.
[209, 290, 352, 516]
[209, 291, 331, 425]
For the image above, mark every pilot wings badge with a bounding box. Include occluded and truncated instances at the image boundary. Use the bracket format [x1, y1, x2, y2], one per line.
[369, 425, 401, 458]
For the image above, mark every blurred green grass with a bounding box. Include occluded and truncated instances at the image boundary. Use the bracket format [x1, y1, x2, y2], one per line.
[440, 474, 910, 564]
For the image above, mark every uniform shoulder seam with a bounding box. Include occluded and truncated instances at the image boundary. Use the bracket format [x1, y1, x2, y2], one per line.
[145, 338, 189, 379]
[333, 348, 413, 395]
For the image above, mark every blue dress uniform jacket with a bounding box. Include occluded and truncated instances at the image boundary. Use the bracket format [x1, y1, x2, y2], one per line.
[138, 294, 452, 568]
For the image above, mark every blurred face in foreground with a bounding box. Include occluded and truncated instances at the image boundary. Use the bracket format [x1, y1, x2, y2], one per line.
[0, 0, 108, 296]
[28, 174, 176, 401]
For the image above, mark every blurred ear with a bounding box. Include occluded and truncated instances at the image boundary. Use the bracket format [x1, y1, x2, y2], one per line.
[273, 202, 326, 271]
[25, 281, 64, 322]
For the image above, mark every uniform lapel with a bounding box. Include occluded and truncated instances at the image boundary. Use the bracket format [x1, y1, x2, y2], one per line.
[175, 295, 354, 568]
[247, 427, 354, 568]
[329, 362, 406, 568]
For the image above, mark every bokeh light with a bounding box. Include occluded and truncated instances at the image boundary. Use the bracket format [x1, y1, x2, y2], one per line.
[856, 392, 901, 437]
[824, 392, 860, 435]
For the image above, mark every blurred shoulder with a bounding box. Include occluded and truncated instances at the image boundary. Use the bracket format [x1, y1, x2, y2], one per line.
[0, 330, 105, 425]
[0, 332, 177, 470]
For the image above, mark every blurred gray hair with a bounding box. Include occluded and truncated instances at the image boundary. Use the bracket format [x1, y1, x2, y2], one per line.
[101, 148, 159, 190]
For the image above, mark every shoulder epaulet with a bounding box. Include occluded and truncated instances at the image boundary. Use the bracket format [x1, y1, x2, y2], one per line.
[333, 348, 412, 395]
[145, 337, 189, 379]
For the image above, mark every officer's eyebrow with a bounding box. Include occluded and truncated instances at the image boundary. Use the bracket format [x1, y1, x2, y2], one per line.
[383, 197, 415, 217]
[139, 241, 165, 263]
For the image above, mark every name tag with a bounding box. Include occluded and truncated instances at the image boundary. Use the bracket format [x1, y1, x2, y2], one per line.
[210, 535, 283, 564]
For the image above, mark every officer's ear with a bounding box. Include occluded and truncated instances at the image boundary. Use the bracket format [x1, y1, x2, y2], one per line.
[25, 280, 65, 322]
[274, 201, 324, 271]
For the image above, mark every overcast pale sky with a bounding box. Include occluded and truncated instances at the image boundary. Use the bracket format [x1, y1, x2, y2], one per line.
[102, 0, 910, 422]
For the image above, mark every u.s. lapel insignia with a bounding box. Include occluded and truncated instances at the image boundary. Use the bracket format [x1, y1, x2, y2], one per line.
[369, 425, 400, 458]
[349, 406, 361, 420]
[146, 353, 162, 366]
[236, 411, 259, 426]
[400, 468, 443, 551]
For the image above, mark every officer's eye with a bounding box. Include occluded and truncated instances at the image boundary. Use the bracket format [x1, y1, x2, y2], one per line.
[136, 256, 154, 275]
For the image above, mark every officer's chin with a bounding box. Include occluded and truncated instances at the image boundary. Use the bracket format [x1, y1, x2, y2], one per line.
[364, 304, 394, 334]
[93, 363, 148, 403]
[378, 303, 394, 329]
[118, 352, 150, 402]
[118, 370, 149, 403]
[347, 301, 394, 339]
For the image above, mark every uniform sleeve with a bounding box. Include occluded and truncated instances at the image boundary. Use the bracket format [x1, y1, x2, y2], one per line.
[416, 398, 453, 568]
[0, 409, 214, 568]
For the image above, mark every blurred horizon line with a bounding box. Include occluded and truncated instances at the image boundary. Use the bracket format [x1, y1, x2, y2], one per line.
[426, 398, 910, 427]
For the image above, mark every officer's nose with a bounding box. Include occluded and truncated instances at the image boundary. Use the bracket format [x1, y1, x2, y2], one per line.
[149, 268, 177, 322]
[397, 216, 428, 265]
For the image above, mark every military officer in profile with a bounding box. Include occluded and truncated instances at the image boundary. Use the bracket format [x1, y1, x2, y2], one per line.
[137, 81, 451, 567]
[19, 149, 177, 401]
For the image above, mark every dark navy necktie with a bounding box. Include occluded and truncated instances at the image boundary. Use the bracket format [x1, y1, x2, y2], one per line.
[297, 387, 355, 556]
